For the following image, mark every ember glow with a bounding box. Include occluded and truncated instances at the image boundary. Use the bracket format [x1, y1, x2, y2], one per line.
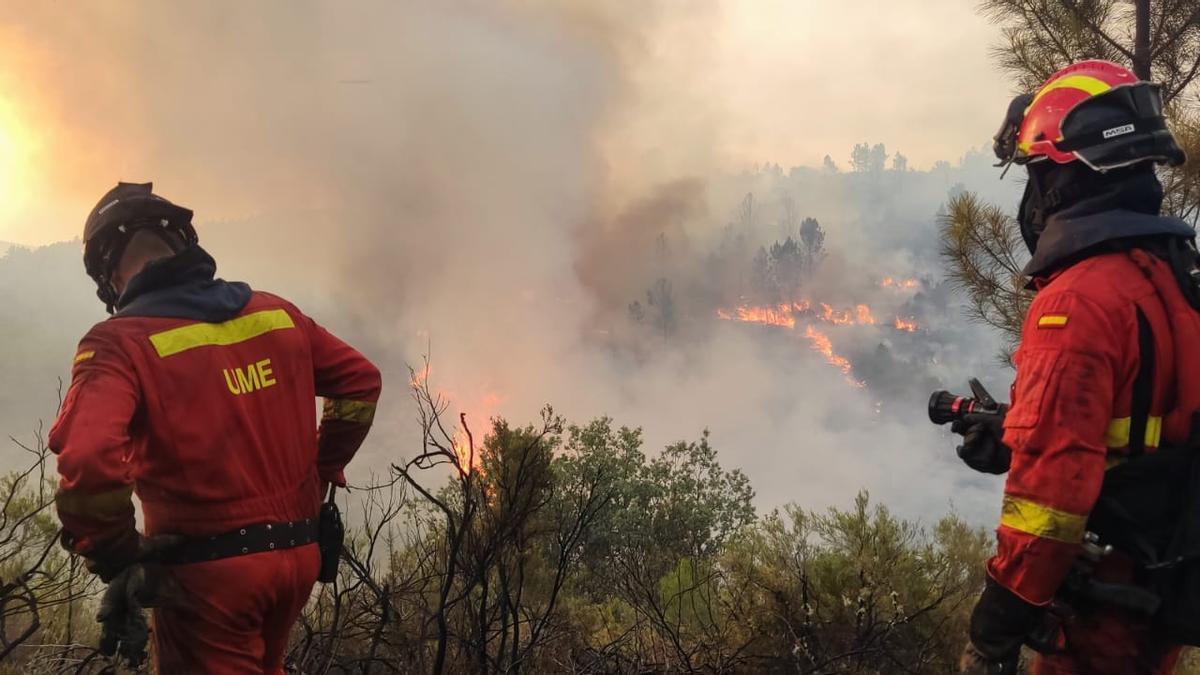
[880, 277, 919, 289]
[894, 317, 918, 332]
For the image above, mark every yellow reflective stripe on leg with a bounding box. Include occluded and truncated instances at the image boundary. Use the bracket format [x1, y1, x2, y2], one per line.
[322, 399, 377, 425]
[999, 495, 1087, 544]
[1103, 416, 1162, 448]
[149, 309, 295, 358]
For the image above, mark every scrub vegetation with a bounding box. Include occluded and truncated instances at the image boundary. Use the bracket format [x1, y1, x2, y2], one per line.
[0, 397, 992, 674]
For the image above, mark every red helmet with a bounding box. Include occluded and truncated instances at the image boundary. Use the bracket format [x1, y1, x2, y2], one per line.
[994, 60, 1185, 171]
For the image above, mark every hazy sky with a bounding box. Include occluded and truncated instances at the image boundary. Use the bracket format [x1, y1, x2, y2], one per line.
[0, 0, 1009, 246]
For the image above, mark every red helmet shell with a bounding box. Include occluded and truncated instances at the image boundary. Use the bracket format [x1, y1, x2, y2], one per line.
[1018, 60, 1140, 164]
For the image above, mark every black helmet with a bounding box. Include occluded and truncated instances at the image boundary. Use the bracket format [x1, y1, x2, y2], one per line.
[83, 182, 197, 311]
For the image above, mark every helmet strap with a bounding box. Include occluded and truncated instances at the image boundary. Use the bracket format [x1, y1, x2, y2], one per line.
[87, 219, 184, 314]
[1018, 177, 1046, 255]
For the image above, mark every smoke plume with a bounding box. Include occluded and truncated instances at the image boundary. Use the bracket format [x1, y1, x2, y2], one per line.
[0, 1, 1023, 522]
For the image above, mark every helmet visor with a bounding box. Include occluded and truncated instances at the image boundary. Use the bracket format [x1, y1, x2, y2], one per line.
[1056, 83, 1185, 170]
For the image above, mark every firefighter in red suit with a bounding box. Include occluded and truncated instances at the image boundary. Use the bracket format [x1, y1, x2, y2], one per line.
[50, 182, 382, 673]
[954, 61, 1195, 674]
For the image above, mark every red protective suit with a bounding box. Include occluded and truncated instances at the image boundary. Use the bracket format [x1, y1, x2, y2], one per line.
[50, 257, 381, 673]
[992, 246, 1200, 673]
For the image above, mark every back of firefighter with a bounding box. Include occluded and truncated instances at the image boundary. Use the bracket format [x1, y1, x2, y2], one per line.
[954, 61, 1196, 674]
[50, 182, 382, 673]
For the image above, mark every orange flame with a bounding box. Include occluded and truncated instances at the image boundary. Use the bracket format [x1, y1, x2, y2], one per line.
[718, 300, 877, 328]
[452, 430, 476, 475]
[894, 317, 918, 332]
[720, 304, 797, 328]
[410, 366, 499, 476]
[716, 301, 874, 386]
[804, 326, 864, 387]
[820, 303, 852, 325]
[880, 277, 919, 289]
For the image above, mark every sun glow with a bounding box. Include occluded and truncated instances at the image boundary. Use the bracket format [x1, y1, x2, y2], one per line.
[0, 95, 35, 230]
[0, 40, 52, 245]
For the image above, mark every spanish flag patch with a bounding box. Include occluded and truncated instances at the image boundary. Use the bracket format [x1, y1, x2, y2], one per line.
[73, 350, 95, 364]
[1037, 314, 1069, 328]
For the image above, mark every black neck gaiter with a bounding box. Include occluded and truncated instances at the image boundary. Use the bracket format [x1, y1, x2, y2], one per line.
[1018, 161, 1165, 256]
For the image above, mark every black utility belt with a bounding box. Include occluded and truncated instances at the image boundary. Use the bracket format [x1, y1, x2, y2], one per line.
[160, 518, 319, 565]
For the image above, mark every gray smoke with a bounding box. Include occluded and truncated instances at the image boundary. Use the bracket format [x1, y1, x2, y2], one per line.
[0, 2, 1023, 523]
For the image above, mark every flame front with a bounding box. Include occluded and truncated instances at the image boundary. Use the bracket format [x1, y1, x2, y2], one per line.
[894, 317, 918, 332]
[726, 304, 797, 328]
[717, 300, 871, 386]
[803, 326, 864, 387]
[718, 300, 876, 329]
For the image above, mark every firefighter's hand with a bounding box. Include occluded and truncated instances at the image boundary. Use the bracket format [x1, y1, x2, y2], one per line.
[952, 413, 1011, 474]
[96, 561, 185, 666]
[97, 565, 149, 667]
[966, 580, 1041, 673]
[94, 535, 185, 666]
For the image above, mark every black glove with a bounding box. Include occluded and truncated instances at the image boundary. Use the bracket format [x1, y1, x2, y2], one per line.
[97, 566, 150, 667]
[965, 579, 1044, 672]
[93, 535, 185, 667]
[952, 411, 1011, 474]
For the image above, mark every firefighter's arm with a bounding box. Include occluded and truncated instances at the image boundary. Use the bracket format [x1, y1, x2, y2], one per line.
[988, 290, 1122, 605]
[967, 290, 1124, 663]
[302, 315, 382, 486]
[48, 330, 140, 578]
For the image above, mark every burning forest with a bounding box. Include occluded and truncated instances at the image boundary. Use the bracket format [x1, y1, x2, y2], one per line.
[9, 0, 1196, 672]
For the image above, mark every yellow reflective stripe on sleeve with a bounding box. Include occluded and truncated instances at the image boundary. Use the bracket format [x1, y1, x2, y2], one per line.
[323, 399, 377, 425]
[999, 495, 1087, 544]
[73, 350, 96, 364]
[149, 309, 295, 358]
[55, 485, 134, 519]
[1103, 416, 1162, 448]
[1037, 314, 1069, 328]
[1146, 416, 1162, 447]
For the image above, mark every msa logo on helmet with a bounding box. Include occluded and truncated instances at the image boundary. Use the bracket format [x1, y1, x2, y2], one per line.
[1102, 124, 1136, 139]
